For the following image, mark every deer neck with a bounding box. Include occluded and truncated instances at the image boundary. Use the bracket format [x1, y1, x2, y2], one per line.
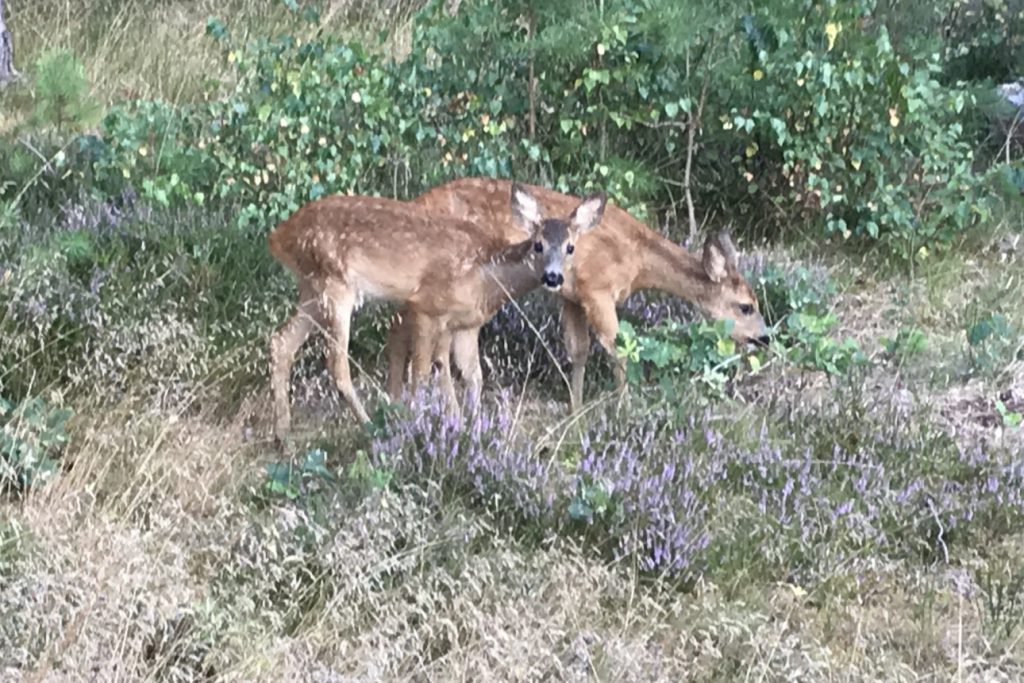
[634, 232, 713, 304]
[479, 239, 541, 315]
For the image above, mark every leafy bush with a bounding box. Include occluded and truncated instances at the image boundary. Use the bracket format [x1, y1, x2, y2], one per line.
[965, 312, 1022, 377]
[881, 326, 928, 364]
[746, 256, 836, 324]
[734, 0, 988, 258]
[91, 101, 217, 207]
[616, 255, 865, 396]
[781, 311, 867, 376]
[1, 395, 72, 493]
[19, 0, 1003, 260]
[617, 318, 749, 398]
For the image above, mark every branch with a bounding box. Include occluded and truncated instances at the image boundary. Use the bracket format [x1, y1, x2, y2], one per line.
[685, 61, 711, 243]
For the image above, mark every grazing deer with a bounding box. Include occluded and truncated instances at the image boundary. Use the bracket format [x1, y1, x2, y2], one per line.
[267, 182, 606, 438]
[385, 177, 769, 410]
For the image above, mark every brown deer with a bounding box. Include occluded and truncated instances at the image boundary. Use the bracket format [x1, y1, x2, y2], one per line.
[267, 182, 606, 438]
[385, 177, 768, 410]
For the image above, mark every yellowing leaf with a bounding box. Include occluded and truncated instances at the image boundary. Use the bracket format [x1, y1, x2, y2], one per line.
[752, 68, 764, 81]
[825, 22, 841, 51]
[917, 246, 930, 260]
[745, 143, 759, 158]
[138, 145, 148, 157]
[748, 355, 762, 372]
[889, 113, 900, 127]
[850, 158, 861, 170]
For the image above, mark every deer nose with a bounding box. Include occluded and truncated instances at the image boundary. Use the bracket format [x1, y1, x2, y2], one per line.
[542, 272, 564, 289]
[754, 335, 771, 347]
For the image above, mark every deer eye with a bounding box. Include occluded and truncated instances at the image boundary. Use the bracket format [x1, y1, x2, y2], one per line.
[566, 243, 575, 255]
[533, 242, 543, 253]
[739, 304, 754, 315]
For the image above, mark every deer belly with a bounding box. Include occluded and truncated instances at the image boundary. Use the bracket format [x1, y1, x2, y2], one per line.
[346, 259, 425, 303]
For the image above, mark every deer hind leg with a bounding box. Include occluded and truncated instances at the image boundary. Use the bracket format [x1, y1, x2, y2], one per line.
[322, 282, 370, 424]
[270, 284, 321, 440]
[582, 295, 627, 396]
[451, 327, 483, 409]
[562, 300, 592, 412]
[385, 307, 412, 401]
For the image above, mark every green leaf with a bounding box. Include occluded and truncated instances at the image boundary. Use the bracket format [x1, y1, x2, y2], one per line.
[968, 319, 994, 346]
[716, 337, 735, 357]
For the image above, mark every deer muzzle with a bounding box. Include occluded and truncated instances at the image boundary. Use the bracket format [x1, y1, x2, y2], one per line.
[542, 271, 564, 289]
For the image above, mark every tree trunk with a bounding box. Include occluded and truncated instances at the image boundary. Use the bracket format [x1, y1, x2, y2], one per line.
[0, 0, 20, 87]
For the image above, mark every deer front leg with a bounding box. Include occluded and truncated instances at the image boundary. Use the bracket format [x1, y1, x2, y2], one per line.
[385, 308, 412, 401]
[562, 299, 591, 412]
[451, 327, 483, 408]
[408, 314, 460, 417]
[582, 294, 627, 396]
[433, 329, 461, 419]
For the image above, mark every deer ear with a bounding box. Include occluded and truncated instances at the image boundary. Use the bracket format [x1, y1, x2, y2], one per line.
[510, 182, 543, 235]
[570, 192, 606, 235]
[716, 230, 739, 269]
[702, 232, 736, 283]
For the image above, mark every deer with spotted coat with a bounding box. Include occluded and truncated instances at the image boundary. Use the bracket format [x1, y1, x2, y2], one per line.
[385, 177, 769, 410]
[267, 182, 606, 438]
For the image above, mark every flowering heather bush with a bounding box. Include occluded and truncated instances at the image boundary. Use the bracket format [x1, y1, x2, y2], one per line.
[369, 388, 553, 523]
[367, 387, 1024, 581]
[571, 409, 710, 575]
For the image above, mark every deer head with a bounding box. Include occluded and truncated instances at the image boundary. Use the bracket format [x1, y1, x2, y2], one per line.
[699, 231, 770, 346]
[510, 182, 606, 291]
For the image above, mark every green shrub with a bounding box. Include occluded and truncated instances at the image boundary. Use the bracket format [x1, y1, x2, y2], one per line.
[965, 312, 1021, 377]
[91, 100, 217, 207]
[751, 260, 836, 325]
[733, 0, 988, 259]
[617, 257, 866, 395]
[32, 49, 101, 133]
[1, 395, 72, 493]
